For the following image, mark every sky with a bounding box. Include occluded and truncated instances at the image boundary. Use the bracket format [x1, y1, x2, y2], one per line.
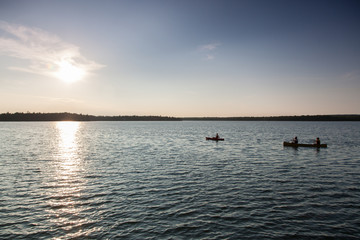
[0, 0, 359, 117]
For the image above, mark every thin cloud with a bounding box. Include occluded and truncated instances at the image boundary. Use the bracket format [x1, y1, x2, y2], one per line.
[341, 70, 360, 83]
[206, 54, 215, 60]
[199, 42, 221, 60]
[45, 96, 84, 104]
[200, 43, 221, 51]
[0, 21, 104, 79]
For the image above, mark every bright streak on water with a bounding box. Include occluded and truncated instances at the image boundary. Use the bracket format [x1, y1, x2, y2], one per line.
[44, 122, 94, 239]
[55, 121, 80, 173]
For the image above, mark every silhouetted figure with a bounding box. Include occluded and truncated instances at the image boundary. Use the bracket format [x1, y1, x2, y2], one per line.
[315, 137, 320, 145]
[292, 136, 298, 144]
[215, 133, 219, 139]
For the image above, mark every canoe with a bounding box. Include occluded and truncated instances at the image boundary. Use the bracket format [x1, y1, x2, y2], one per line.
[283, 141, 327, 148]
[206, 137, 224, 141]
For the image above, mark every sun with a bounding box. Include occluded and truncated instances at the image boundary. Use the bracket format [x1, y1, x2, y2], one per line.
[54, 60, 86, 83]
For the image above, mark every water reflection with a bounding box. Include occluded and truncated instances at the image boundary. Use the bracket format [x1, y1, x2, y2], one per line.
[45, 122, 92, 238]
[56, 121, 80, 174]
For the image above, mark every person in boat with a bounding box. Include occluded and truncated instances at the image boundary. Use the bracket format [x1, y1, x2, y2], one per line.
[292, 136, 298, 144]
[315, 137, 320, 145]
[215, 133, 219, 139]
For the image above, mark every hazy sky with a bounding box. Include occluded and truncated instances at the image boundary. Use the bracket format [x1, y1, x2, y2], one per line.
[0, 0, 359, 117]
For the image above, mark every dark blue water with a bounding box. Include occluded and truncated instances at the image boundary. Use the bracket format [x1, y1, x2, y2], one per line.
[1, 121, 359, 239]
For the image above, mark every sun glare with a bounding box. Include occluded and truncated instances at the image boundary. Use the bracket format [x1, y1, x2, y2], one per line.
[54, 60, 86, 83]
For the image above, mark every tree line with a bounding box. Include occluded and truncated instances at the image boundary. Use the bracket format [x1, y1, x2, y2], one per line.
[0, 112, 181, 121]
[0, 112, 359, 121]
[183, 115, 360, 121]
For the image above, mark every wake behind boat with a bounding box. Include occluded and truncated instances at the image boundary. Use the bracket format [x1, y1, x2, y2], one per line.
[283, 141, 327, 148]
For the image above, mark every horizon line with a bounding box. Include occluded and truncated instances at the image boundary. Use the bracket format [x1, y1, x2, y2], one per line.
[1, 111, 360, 119]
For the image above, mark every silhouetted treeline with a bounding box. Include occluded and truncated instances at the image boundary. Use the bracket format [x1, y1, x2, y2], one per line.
[183, 115, 360, 121]
[1, 112, 359, 121]
[0, 112, 181, 121]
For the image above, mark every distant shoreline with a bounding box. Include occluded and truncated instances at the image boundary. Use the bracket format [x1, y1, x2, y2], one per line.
[1, 112, 360, 121]
[0, 112, 180, 121]
[183, 115, 360, 121]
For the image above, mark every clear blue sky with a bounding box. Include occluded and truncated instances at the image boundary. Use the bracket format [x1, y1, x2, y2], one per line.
[0, 0, 359, 117]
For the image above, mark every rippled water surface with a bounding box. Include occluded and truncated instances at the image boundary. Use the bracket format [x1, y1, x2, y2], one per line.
[1, 121, 359, 239]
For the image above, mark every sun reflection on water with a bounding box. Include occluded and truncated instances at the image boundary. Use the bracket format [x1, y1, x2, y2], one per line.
[45, 121, 94, 238]
[57, 121, 80, 160]
[55, 121, 84, 179]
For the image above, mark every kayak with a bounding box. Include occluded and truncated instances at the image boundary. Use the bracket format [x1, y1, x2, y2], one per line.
[206, 137, 224, 141]
[283, 141, 327, 148]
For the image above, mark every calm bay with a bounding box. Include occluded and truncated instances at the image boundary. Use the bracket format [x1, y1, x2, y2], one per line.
[1, 121, 359, 239]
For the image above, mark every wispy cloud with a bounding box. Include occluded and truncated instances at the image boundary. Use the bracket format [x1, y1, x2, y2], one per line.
[44, 96, 84, 104]
[200, 43, 221, 51]
[0, 21, 104, 79]
[206, 54, 215, 60]
[341, 70, 360, 84]
[199, 42, 221, 60]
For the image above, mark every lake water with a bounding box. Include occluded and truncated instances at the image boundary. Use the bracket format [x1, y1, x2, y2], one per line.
[0, 121, 359, 239]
